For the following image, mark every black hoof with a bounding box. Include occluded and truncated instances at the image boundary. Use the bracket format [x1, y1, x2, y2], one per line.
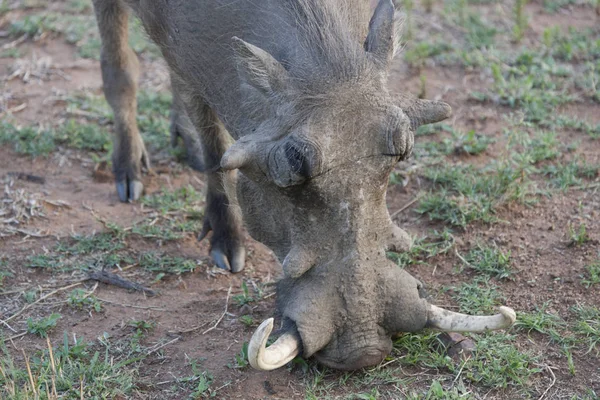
[210, 247, 245, 273]
[116, 180, 144, 202]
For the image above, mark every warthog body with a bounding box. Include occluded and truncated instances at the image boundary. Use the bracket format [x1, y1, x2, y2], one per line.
[92, 0, 515, 370]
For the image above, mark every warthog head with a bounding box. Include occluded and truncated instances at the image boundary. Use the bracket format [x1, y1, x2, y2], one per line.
[221, 0, 516, 370]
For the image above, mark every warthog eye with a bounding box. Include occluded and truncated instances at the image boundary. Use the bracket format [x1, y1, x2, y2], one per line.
[284, 143, 310, 177]
[267, 139, 321, 187]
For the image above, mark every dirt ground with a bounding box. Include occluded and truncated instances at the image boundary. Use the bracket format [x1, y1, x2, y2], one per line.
[0, 0, 599, 399]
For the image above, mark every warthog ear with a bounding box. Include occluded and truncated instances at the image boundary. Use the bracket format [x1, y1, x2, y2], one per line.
[365, 0, 401, 67]
[232, 37, 289, 97]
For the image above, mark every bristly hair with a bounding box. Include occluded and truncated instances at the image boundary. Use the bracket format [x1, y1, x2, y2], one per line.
[283, 0, 376, 93]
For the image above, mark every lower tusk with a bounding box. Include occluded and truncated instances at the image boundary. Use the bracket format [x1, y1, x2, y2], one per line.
[427, 305, 516, 332]
[248, 318, 301, 371]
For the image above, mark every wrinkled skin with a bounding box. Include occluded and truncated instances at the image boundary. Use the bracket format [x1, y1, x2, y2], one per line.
[91, 0, 499, 370]
[238, 127, 430, 369]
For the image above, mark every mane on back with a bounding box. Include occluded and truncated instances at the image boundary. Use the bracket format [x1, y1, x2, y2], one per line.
[283, 0, 375, 92]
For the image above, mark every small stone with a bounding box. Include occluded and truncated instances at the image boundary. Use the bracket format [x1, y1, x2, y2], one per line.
[437, 332, 476, 361]
[239, 304, 253, 316]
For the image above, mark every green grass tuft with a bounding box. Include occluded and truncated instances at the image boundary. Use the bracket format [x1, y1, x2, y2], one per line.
[395, 331, 540, 390]
[449, 277, 503, 314]
[582, 259, 600, 288]
[388, 229, 455, 268]
[416, 161, 531, 228]
[67, 289, 102, 312]
[463, 333, 541, 388]
[141, 185, 204, 215]
[462, 244, 513, 279]
[26, 313, 61, 338]
[514, 303, 565, 343]
[0, 333, 138, 398]
[567, 223, 590, 247]
[139, 253, 198, 275]
[570, 304, 600, 355]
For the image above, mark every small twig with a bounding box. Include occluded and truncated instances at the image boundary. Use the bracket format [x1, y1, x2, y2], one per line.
[170, 320, 212, 334]
[5, 228, 47, 238]
[42, 199, 71, 209]
[571, 182, 600, 191]
[0, 280, 87, 295]
[2, 282, 83, 324]
[202, 286, 232, 335]
[377, 358, 398, 369]
[214, 380, 236, 392]
[451, 357, 470, 387]
[120, 263, 139, 272]
[7, 172, 45, 184]
[80, 377, 84, 400]
[23, 349, 37, 396]
[83, 282, 99, 299]
[146, 337, 180, 356]
[0, 35, 27, 50]
[537, 364, 557, 400]
[390, 194, 424, 220]
[7, 331, 27, 341]
[96, 297, 166, 311]
[0, 288, 30, 295]
[46, 337, 58, 398]
[454, 248, 475, 270]
[0, 318, 17, 333]
[88, 270, 157, 296]
[0, 103, 27, 118]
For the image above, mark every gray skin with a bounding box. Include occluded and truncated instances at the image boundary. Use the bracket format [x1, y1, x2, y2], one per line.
[92, 0, 452, 369]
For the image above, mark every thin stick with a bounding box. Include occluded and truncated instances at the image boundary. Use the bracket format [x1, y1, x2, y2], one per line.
[82, 282, 98, 300]
[571, 182, 600, 190]
[390, 194, 423, 220]
[0, 278, 89, 295]
[454, 248, 475, 270]
[0, 318, 17, 333]
[202, 286, 232, 335]
[2, 282, 83, 324]
[8, 331, 27, 341]
[451, 357, 470, 387]
[146, 337, 180, 356]
[171, 320, 212, 334]
[0, 35, 26, 50]
[5, 228, 47, 238]
[96, 297, 167, 311]
[88, 270, 156, 296]
[46, 337, 58, 398]
[23, 349, 37, 396]
[214, 380, 235, 392]
[0, 289, 30, 296]
[537, 364, 556, 400]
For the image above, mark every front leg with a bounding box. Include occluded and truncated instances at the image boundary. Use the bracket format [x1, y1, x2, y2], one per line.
[199, 170, 246, 273]
[93, 0, 149, 202]
[176, 84, 246, 273]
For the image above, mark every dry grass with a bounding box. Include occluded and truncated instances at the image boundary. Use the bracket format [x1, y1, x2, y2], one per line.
[0, 176, 45, 237]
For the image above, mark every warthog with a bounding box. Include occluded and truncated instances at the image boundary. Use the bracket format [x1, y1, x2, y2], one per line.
[92, 0, 516, 370]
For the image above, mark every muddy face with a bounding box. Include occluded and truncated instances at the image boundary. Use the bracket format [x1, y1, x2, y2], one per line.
[222, 1, 514, 371]
[228, 78, 439, 369]
[267, 117, 429, 369]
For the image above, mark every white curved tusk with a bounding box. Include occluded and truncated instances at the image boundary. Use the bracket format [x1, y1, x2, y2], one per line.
[248, 318, 301, 371]
[427, 305, 516, 332]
